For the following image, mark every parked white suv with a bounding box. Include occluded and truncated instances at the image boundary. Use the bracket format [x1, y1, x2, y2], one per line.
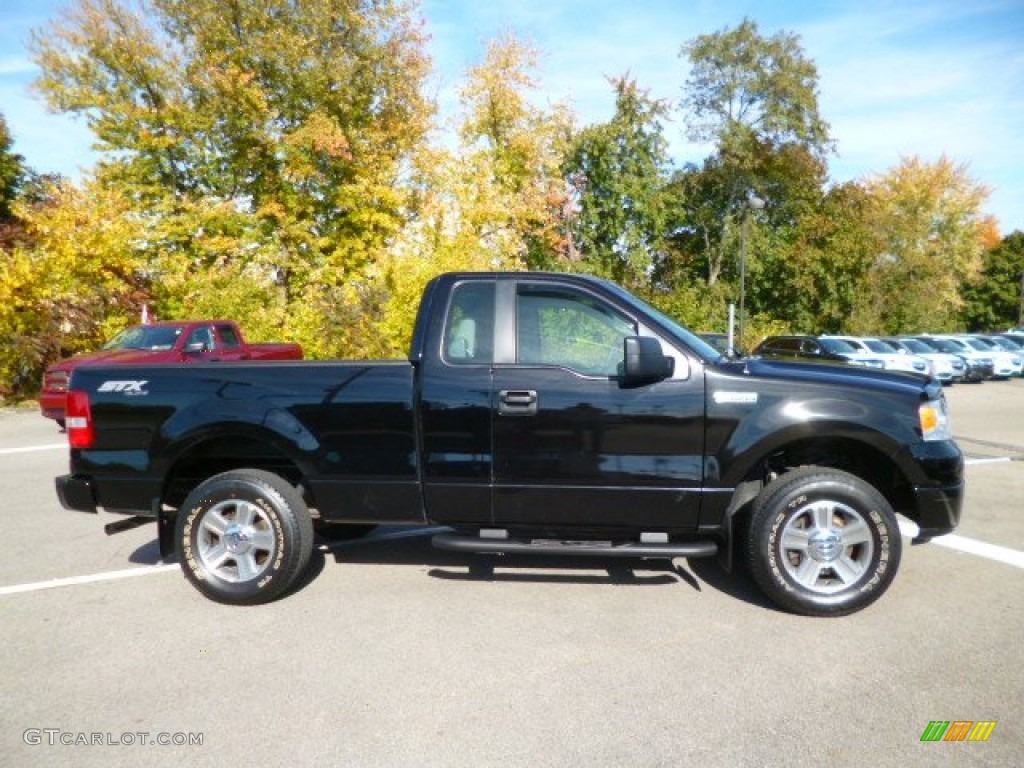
[959, 335, 1022, 378]
[822, 336, 931, 377]
[887, 337, 965, 383]
[926, 336, 1001, 379]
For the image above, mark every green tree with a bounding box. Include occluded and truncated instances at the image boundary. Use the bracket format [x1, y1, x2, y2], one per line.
[962, 230, 1024, 331]
[750, 181, 879, 333]
[564, 76, 671, 289]
[0, 114, 25, 223]
[672, 18, 833, 291]
[681, 17, 831, 153]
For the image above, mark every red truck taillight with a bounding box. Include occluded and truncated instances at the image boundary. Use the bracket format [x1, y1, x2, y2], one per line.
[66, 390, 95, 449]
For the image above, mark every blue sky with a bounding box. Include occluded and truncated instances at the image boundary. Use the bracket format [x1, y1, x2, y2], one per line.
[3, 0, 1023, 232]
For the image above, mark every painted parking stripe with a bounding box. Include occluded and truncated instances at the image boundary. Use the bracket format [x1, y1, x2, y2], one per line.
[964, 457, 1013, 465]
[928, 535, 1024, 569]
[3, 521, 1020, 597]
[0, 443, 66, 455]
[0, 564, 178, 597]
[899, 519, 1024, 570]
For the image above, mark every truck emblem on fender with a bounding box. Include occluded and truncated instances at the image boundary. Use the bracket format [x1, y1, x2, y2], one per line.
[98, 380, 149, 395]
[713, 391, 758, 404]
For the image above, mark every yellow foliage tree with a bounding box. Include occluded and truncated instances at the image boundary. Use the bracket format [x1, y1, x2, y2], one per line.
[0, 179, 147, 396]
[376, 36, 575, 355]
[852, 155, 990, 333]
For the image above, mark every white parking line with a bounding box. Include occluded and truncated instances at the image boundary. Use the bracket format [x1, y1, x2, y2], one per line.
[965, 457, 1013, 465]
[2, 521, 1019, 598]
[0, 443, 66, 456]
[929, 535, 1024, 570]
[0, 565, 178, 597]
[898, 519, 1024, 570]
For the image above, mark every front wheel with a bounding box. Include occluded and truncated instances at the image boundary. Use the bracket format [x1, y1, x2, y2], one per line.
[746, 467, 902, 617]
[176, 469, 314, 605]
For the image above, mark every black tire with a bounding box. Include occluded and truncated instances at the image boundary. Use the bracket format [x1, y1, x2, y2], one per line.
[746, 467, 902, 617]
[313, 521, 377, 541]
[176, 469, 314, 605]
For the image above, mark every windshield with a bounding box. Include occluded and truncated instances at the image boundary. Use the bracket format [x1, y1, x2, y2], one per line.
[599, 280, 723, 360]
[963, 338, 990, 351]
[819, 338, 857, 354]
[899, 338, 932, 354]
[863, 339, 896, 353]
[102, 325, 186, 351]
[992, 336, 1021, 351]
[938, 338, 968, 352]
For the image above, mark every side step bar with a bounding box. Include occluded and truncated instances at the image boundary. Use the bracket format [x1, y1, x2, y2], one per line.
[432, 532, 717, 559]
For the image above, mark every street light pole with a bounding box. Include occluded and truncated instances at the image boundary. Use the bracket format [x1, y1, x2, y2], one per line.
[737, 190, 765, 353]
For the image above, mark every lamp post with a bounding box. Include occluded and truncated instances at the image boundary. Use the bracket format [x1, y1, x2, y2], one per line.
[737, 190, 765, 354]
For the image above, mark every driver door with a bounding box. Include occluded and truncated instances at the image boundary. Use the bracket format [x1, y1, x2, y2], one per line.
[491, 280, 706, 533]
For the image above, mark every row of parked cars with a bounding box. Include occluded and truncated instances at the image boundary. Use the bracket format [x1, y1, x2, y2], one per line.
[749, 332, 1024, 384]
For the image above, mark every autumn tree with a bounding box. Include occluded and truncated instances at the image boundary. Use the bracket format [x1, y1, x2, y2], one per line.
[372, 34, 576, 354]
[30, 0, 433, 357]
[564, 76, 672, 289]
[0, 179, 147, 397]
[455, 33, 574, 269]
[850, 155, 990, 333]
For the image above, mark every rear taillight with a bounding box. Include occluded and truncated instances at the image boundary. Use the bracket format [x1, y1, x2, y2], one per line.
[66, 390, 95, 449]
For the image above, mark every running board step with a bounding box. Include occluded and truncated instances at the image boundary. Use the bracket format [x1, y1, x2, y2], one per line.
[432, 532, 717, 559]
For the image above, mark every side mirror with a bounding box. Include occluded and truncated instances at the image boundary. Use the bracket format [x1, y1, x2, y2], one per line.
[184, 341, 206, 354]
[623, 336, 673, 385]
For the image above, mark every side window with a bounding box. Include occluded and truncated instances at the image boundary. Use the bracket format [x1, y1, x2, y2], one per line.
[186, 326, 215, 351]
[217, 325, 241, 348]
[444, 281, 495, 365]
[517, 286, 636, 376]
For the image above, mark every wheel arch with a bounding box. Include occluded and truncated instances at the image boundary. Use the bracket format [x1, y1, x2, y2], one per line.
[159, 425, 315, 512]
[723, 427, 919, 523]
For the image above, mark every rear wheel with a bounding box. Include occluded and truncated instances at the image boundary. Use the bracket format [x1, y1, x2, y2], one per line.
[176, 469, 314, 605]
[746, 467, 902, 617]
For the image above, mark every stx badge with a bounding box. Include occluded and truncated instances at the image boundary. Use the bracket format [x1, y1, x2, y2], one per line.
[98, 380, 149, 395]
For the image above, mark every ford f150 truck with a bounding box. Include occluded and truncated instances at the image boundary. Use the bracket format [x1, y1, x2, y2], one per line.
[55, 272, 964, 616]
[39, 320, 303, 425]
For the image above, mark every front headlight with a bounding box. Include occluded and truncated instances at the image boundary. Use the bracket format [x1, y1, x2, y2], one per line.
[919, 398, 952, 441]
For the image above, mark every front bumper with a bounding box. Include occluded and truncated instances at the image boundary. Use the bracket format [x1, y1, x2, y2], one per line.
[904, 440, 964, 537]
[912, 484, 964, 538]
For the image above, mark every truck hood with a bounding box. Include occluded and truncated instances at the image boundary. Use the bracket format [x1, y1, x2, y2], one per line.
[47, 348, 176, 373]
[726, 357, 938, 400]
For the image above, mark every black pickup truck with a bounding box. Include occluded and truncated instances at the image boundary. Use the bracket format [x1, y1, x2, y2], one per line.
[56, 272, 963, 616]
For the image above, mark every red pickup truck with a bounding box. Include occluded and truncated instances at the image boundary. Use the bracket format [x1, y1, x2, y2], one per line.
[39, 320, 302, 426]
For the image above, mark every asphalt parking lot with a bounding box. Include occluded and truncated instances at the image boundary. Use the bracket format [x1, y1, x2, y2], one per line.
[1, 381, 1022, 768]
